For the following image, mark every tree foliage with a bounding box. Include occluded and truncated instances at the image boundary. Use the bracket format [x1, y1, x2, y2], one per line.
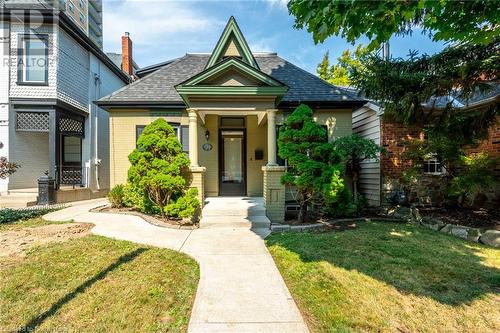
[278, 104, 334, 223]
[332, 134, 383, 197]
[351, 42, 499, 126]
[128, 118, 195, 219]
[317, 45, 370, 86]
[288, 0, 500, 48]
[450, 153, 498, 207]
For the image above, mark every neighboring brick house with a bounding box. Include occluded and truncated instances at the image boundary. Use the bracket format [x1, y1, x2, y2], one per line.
[0, 2, 129, 202]
[353, 86, 500, 207]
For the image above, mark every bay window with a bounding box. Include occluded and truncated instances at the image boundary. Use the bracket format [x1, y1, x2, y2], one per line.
[18, 35, 48, 85]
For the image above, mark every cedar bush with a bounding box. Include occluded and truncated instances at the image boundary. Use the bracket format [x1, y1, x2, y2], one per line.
[127, 119, 199, 220]
[278, 104, 335, 223]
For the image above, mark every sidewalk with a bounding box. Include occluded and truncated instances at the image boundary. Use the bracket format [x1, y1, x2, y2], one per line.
[44, 198, 309, 333]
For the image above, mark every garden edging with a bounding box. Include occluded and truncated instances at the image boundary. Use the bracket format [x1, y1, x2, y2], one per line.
[271, 213, 500, 248]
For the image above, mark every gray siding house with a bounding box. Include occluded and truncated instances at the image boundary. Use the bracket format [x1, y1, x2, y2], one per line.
[0, 2, 129, 202]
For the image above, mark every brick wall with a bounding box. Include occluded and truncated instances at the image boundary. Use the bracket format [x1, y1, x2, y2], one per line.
[380, 116, 499, 206]
[464, 116, 500, 176]
[380, 120, 424, 180]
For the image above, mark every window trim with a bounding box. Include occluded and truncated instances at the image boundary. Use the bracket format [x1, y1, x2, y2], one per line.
[423, 154, 446, 175]
[136, 123, 182, 147]
[17, 34, 49, 86]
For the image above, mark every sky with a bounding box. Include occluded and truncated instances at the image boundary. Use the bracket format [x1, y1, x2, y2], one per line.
[102, 0, 446, 74]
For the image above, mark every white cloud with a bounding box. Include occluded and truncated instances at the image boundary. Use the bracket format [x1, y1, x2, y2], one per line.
[266, 0, 289, 10]
[102, 0, 225, 66]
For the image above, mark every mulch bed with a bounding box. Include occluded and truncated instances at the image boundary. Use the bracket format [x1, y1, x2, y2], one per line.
[418, 207, 500, 230]
[95, 206, 197, 229]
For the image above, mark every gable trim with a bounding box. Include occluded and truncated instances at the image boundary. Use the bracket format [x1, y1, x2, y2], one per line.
[178, 57, 286, 88]
[206, 16, 258, 69]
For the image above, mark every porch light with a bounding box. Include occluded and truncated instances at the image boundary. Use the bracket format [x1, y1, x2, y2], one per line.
[205, 130, 210, 141]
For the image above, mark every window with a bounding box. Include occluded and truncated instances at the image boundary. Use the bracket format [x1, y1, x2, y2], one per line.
[423, 154, 445, 174]
[68, 0, 74, 12]
[220, 117, 245, 128]
[63, 136, 81, 164]
[79, 12, 85, 23]
[18, 35, 48, 84]
[79, 0, 84, 8]
[136, 124, 188, 152]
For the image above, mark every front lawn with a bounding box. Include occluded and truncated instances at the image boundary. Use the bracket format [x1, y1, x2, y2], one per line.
[0, 235, 199, 332]
[267, 221, 500, 333]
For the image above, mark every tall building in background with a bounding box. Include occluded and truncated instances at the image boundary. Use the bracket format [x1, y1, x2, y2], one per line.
[59, 0, 102, 48]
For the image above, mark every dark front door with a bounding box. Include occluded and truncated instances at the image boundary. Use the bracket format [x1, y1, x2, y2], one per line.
[219, 129, 246, 196]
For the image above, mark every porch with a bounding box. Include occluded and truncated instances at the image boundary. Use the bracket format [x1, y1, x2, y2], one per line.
[9, 106, 87, 191]
[186, 108, 287, 223]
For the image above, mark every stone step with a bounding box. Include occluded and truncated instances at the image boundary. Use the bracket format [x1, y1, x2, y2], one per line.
[202, 206, 266, 217]
[200, 215, 270, 229]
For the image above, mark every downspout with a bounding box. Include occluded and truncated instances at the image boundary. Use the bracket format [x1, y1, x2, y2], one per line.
[94, 64, 101, 190]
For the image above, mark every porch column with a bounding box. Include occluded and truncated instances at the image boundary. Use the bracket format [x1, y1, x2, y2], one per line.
[266, 109, 278, 166]
[187, 108, 199, 167]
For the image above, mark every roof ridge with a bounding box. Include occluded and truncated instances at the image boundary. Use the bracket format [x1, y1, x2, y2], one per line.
[98, 56, 186, 102]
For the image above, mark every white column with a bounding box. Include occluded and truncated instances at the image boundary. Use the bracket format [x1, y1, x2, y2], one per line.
[267, 109, 277, 166]
[188, 109, 199, 167]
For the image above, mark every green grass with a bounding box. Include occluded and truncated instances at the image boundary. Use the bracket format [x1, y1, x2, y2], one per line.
[0, 217, 70, 232]
[267, 221, 500, 333]
[0, 235, 199, 332]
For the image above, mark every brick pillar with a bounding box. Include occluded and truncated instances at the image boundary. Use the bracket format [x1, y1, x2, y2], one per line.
[262, 165, 286, 223]
[190, 166, 206, 206]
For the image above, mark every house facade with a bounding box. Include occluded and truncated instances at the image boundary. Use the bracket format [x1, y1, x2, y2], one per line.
[0, 3, 129, 202]
[97, 17, 364, 222]
[353, 88, 500, 208]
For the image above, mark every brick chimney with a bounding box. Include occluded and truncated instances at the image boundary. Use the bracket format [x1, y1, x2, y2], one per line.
[121, 32, 133, 76]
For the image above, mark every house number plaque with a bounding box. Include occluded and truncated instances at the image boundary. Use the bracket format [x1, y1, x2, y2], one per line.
[202, 143, 213, 151]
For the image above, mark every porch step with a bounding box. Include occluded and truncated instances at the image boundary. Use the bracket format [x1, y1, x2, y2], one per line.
[200, 215, 271, 229]
[200, 197, 270, 230]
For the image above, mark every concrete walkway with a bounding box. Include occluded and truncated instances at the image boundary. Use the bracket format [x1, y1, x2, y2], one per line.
[44, 197, 309, 333]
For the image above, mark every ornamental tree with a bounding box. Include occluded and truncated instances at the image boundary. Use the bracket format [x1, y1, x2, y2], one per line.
[332, 134, 383, 198]
[278, 104, 334, 223]
[0, 157, 19, 179]
[127, 118, 192, 220]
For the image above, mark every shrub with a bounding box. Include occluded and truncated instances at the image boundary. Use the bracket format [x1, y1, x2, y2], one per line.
[322, 166, 357, 217]
[165, 188, 201, 220]
[332, 134, 383, 198]
[108, 184, 125, 208]
[127, 119, 199, 219]
[0, 157, 19, 179]
[122, 184, 160, 214]
[450, 152, 498, 207]
[0, 207, 60, 224]
[278, 104, 334, 223]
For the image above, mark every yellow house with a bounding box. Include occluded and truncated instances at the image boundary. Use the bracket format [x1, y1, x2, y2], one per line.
[97, 17, 364, 222]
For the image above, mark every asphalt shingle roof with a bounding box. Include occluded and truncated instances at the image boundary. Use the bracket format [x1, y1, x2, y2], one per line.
[98, 54, 363, 105]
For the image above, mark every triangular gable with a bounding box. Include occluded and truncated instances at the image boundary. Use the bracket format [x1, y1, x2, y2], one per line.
[206, 16, 258, 69]
[179, 57, 285, 88]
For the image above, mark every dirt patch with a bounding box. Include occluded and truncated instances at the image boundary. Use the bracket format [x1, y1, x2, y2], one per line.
[0, 223, 92, 258]
[418, 207, 500, 230]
